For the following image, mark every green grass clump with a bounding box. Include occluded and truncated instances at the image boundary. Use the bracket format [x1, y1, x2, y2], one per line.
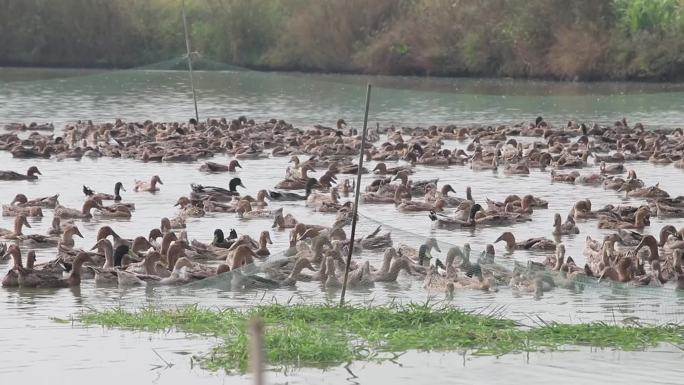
[79, 303, 684, 372]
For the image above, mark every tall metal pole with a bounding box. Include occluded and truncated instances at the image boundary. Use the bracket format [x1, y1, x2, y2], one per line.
[340, 84, 371, 306]
[182, 0, 200, 123]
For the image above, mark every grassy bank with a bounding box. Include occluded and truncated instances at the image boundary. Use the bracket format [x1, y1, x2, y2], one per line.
[79, 303, 684, 372]
[2, 0, 684, 81]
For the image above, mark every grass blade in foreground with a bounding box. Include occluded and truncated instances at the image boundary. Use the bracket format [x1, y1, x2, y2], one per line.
[79, 303, 684, 372]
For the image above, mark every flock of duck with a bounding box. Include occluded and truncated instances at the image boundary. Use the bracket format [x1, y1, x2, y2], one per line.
[1, 116, 684, 298]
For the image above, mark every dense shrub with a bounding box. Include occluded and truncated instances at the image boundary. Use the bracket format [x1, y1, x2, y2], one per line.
[1, 0, 683, 80]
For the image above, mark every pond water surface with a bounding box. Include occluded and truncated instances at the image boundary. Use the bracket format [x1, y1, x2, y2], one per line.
[1, 68, 683, 384]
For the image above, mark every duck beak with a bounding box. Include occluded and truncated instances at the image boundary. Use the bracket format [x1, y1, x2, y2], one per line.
[75, 229, 84, 238]
[434, 244, 442, 253]
[239, 183, 246, 189]
[36, 169, 42, 175]
[24, 220, 32, 228]
[121, 186, 127, 192]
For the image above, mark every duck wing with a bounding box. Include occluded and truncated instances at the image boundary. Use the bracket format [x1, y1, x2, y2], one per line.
[191, 183, 231, 195]
[0, 171, 25, 180]
[268, 190, 304, 201]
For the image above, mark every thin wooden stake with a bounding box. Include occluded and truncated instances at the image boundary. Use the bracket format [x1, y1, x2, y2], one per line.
[249, 316, 265, 385]
[182, 0, 200, 123]
[340, 84, 372, 306]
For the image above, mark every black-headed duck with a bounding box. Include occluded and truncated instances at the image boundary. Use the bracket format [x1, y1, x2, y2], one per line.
[191, 177, 245, 200]
[83, 182, 126, 201]
[269, 178, 319, 201]
[0, 166, 41, 181]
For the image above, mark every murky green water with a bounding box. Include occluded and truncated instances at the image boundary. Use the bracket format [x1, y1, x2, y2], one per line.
[1, 68, 683, 384]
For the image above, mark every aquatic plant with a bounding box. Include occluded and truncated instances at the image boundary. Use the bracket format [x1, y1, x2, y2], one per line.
[79, 303, 684, 372]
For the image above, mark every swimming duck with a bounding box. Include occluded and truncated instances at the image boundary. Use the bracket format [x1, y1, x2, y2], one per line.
[174, 196, 206, 217]
[359, 226, 393, 250]
[598, 207, 650, 230]
[2, 204, 43, 217]
[552, 213, 580, 235]
[161, 216, 186, 231]
[324, 257, 343, 289]
[210, 228, 238, 249]
[495, 231, 556, 251]
[598, 257, 635, 284]
[362, 184, 410, 204]
[18, 251, 94, 288]
[83, 182, 126, 201]
[199, 159, 241, 172]
[254, 231, 272, 257]
[0, 166, 41, 181]
[272, 211, 299, 229]
[275, 165, 317, 190]
[621, 183, 670, 199]
[133, 175, 163, 192]
[190, 177, 245, 200]
[236, 201, 281, 219]
[2, 244, 22, 287]
[307, 187, 341, 207]
[268, 178, 319, 201]
[54, 198, 101, 219]
[374, 257, 410, 283]
[600, 162, 624, 175]
[397, 198, 445, 212]
[96, 204, 133, 219]
[372, 162, 413, 175]
[428, 203, 481, 228]
[0, 215, 32, 239]
[9, 193, 60, 208]
[392, 171, 439, 196]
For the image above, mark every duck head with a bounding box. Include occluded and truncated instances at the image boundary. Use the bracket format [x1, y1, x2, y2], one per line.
[469, 204, 483, 222]
[5, 244, 23, 268]
[213, 229, 226, 243]
[260, 231, 272, 245]
[229, 177, 246, 192]
[441, 184, 456, 195]
[635, 235, 659, 261]
[64, 225, 84, 239]
[495, 232, 516, 249]
[114, 181, 126, 197]
[10, 194, 28, 205]
[14, 215, 31, 235]
[148, 228, 163, 243]
[228, 160, 242, 171]
[27, 166, 41, 177]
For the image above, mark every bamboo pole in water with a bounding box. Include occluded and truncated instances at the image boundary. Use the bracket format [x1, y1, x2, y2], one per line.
[340, 84, 372, 306]
[249, 316, 265, 385]
[181, 0, 200, 123]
